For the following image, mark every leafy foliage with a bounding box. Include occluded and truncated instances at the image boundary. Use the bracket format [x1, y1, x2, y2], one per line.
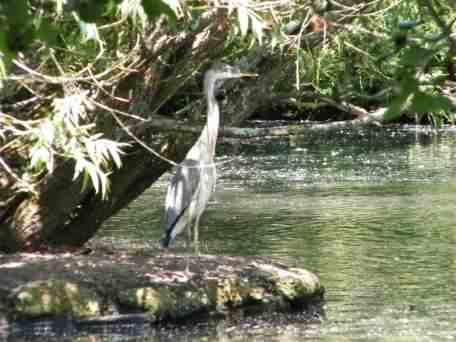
[0, 0, 175, 198]
[25, 92, 128, 199]
[0, 0, 176, 69]
[381, 0, 455, 120]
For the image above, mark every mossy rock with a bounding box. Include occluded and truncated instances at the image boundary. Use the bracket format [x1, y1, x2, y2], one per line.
[9, 279, 101, 319]
[205, 262, 322, 311]
[206, 275, 245, 308]
[0, 252, 324, 324]
[118, 283, 210, 320]
[244, 262, 323, 305]
[205, 274, 274, 308]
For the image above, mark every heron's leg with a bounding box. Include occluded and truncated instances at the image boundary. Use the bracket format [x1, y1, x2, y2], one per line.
[185, 224, 192, 248]
[185, 221, 192, 273]
[193, 214, 201, 255]
[185, 254, 190, 274]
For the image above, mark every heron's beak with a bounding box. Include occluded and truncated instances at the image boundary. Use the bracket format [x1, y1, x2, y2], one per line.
[240, 73, 258, 78]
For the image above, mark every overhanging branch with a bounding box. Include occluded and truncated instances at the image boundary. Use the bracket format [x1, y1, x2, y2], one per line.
[139, 107, 388, 140]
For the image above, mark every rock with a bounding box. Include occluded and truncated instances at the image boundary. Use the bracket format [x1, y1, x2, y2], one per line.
[118, 284, 210, 319]
[206, 275, 245, 308]
[0, 251, 324, 324]
[254, 264, 321, 301]
[205, 261, 323, 311]
[9, 279, 100, 319]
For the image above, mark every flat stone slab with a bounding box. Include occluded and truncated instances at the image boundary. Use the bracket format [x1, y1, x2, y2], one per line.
[0, 250, 324, 324]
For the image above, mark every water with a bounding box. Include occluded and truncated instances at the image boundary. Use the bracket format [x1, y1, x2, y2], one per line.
[8, 125, 456, 341]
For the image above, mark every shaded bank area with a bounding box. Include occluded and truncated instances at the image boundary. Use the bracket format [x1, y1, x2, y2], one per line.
[0, 248, 324, 328]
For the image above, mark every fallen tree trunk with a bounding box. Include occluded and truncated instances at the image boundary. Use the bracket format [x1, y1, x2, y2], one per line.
[142, 106, 389, 140]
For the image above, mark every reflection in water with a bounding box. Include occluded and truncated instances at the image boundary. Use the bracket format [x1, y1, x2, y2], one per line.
[10, 126, 456, 341]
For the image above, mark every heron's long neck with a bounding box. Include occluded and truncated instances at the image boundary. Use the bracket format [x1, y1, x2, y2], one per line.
[200, 80, 220, 159]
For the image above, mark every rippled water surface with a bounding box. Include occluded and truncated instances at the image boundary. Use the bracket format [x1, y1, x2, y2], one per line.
[9, 126, 456, 341]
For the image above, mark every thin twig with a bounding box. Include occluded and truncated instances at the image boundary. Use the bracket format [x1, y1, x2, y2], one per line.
[0, 156, 37, 195]
[89, 99, 178, 167]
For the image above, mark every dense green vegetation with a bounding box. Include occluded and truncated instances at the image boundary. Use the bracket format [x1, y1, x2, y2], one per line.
[0, 0, 455, 252]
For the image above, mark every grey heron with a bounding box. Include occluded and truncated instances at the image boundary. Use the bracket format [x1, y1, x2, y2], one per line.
[161, 63, 256, 250]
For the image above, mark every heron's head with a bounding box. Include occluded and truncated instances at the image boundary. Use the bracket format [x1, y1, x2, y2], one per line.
[204, 63, 257, 92]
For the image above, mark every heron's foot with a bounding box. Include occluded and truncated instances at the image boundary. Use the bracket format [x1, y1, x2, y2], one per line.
[185, 255, 191, 274]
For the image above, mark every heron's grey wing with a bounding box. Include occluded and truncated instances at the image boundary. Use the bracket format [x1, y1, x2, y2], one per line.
[162, 159, 201, 245]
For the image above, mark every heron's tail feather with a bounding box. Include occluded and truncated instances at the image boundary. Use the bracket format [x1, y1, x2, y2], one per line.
[161, 206, 188, 248]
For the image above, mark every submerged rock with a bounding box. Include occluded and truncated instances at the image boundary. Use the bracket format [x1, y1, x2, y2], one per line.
[0, 251, 324, 324]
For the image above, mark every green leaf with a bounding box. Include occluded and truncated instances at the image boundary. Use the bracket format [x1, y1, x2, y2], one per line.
[1, 0, 39, 52]
[84, 139, 98, 166]
[401, 46, 435, 67]
[384, 75, 418, 120]
[99, 172, 109, 199]
[86, 163, 100, 194]
[75, 0, 108, 23]
[2, 0, 30, 27]
[384, 94, 411, 120]
[106, 0, 123, 16]
[78, 21, 100, 42]
[30, 145, 54, 173]
[107, 142, 124, 168]
[73, 156, 87, 181]
[271, 25, 284, 51]
[35, 20, 59, 47]
[250, 14, 264, 44]
[8, 26, 37, 52]
[411, 92, 452, 114]
[81, 168, 91, 194]
[0, 31, 15, 68]
[141, 0, 177, 23]
[39, 120, 56, 146]
[399, 73, 419, 94]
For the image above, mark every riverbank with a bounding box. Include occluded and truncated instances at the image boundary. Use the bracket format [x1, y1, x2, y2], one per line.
[0, 248, 324, 326]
